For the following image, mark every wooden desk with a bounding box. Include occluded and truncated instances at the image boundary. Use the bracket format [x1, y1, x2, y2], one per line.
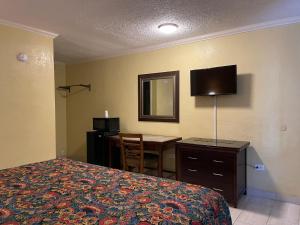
[108, 134, 182, 177]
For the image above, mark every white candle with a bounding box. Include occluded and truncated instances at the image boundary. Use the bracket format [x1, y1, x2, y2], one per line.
[104, 110, 109, 118]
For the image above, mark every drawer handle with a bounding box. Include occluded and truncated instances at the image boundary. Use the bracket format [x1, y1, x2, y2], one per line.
[212, 172, 224, 177]
[213, 160, 224, 163]
[187, 169, 198, 172]
[187, 156, 198, 160]
[212, 187, 223, 192]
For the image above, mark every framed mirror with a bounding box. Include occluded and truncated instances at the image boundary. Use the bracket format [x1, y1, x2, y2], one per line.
[138, 71, 179, 122]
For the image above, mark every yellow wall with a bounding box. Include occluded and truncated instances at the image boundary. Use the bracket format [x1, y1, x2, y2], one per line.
[55, 63, 67, 157]
[66, 23, 300, 198]
[0, 24, 56, 169]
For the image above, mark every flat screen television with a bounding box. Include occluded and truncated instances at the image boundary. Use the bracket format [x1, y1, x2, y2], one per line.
[190, 65, 237, 96]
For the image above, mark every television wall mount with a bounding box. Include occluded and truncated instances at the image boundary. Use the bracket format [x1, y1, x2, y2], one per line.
[57, 84, 91, 92]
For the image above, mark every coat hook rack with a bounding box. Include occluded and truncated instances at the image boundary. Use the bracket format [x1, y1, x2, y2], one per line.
[57, 84, 91, 93]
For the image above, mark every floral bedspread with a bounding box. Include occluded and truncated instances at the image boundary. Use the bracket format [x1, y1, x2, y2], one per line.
[0, 158, 232, 224]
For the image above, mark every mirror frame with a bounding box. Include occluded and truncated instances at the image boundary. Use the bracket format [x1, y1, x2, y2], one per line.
[138, 71, 179, 123]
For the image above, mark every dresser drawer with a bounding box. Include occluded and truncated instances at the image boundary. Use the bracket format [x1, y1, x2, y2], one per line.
[180, 170, 234, 202]
[181, 166, 211, 186]
[209, 163, 235, 186]
[207, 151, 235, 170]
[179, 148, 235, 171]
[210, 183, 234, 203]
[181, 166, 234, 186]
[180, 148, 210, 169]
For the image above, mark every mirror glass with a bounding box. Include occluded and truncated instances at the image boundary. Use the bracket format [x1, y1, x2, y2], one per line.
[142, 78, 174, 116]
[138, 71, 179, 122]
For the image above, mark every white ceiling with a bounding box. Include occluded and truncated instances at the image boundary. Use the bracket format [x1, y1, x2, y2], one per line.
[0, 0, 300, 63]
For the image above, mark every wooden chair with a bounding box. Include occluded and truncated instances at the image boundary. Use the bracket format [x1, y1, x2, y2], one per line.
[119, 133, 158, 174]
[119, 133, 144, 173]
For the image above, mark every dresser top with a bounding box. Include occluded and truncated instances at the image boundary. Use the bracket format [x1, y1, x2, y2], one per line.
[177, 138, 250, 149]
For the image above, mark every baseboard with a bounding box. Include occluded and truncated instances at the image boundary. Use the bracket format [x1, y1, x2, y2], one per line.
[247, 187, 300, 205]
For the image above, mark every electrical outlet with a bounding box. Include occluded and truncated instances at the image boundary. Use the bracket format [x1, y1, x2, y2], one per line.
[255, 164, 265, 171]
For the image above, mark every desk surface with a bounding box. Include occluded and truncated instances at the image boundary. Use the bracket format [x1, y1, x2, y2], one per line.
[109, 134, 182, 143]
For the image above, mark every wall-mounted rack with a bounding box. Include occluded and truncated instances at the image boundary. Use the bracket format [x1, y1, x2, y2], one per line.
[57, 84, 91, 92]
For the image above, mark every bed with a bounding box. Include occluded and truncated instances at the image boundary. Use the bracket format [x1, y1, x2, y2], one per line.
[0, 158, 231, 224]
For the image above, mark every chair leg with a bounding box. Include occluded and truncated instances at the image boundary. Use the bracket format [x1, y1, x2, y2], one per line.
[157, 156, 160, 177]
[140, 166, 144, 174]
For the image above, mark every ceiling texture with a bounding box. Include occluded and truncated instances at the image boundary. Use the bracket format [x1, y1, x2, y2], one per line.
[0, 0, 300, 63]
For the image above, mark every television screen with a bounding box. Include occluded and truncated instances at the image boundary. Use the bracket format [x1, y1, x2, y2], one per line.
[190, 65, 237, 96]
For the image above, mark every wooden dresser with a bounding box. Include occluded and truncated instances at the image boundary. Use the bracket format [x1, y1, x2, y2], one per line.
[176, 138, 250, 207]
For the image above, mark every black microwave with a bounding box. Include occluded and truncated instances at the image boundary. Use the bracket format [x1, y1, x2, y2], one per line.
[93, 118, 120, 132]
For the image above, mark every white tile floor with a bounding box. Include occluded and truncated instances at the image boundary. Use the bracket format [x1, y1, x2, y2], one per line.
[230, 196, 300, 225]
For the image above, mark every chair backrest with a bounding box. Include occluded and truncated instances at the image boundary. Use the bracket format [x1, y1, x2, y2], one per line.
[119, 133, 144, 173]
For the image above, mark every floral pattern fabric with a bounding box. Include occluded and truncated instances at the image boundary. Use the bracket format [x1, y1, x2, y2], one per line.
[0, 158, 232, 224]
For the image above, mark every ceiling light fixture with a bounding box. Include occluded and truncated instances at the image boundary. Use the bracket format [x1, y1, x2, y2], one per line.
[158, 23, 178, 34]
